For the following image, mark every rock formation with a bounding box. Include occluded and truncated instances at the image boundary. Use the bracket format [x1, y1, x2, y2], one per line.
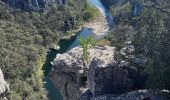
[0, 69, 9, 100]
[2, 0, 67, 12]
[88, 58, 141, 97]
[50, 46, 116, 100]
[50, 45, 170, 100]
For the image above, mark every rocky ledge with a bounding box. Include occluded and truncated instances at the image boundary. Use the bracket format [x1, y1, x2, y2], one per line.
[50, 46, 170, 100]
[0, 69, 9, 100]
[50, 46, 115, 100]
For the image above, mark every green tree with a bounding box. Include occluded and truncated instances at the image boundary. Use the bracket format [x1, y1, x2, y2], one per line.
[79, 35, 95, 65]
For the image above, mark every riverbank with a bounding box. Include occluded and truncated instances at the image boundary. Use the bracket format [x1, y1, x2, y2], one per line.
[84, 2, 110, 35]
[84, 11, 109, 35]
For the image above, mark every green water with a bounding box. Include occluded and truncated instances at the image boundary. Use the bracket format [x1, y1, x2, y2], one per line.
[44, 35, 77, 100]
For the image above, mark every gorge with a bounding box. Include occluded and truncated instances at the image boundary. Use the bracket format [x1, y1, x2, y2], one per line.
[44, 0, 114, 99]
[1, 0, 170, 100]
[47, 0, 170, 100]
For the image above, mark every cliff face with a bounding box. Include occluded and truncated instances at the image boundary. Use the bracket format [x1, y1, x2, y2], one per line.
[50, 46, 170, 100]
[0, 69, 9, 100]
[2, 0, 67, 11]
[87, 58, 141, 96]
[50, 46, 116, 100]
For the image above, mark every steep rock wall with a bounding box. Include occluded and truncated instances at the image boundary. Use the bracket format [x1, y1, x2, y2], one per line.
[50, 46, 115, 100]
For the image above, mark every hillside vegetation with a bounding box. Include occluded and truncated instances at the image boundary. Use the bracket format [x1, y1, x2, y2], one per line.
[0, 0, 98, 99]
[107, 0, 170, 90]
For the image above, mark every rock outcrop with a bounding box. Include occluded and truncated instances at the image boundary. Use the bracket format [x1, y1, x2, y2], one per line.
[50, 46, 169, 100]
[2, 0, 67, 12]
[0, 69, 9, 100]
[50, 46, 116, 100]
[88, 58, 142, 97]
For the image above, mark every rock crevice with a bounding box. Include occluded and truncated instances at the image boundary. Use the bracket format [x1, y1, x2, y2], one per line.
[50, 46, 115, 100]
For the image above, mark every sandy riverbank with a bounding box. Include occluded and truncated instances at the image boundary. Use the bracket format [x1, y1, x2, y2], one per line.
[84, 8, 110, 35]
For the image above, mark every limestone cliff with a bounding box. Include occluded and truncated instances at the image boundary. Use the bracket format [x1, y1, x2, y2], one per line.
[1, 0, 67, 12]
[50, 46, 170, 100]
[0, 69, 9, 100]
[50, 46, 115, 100]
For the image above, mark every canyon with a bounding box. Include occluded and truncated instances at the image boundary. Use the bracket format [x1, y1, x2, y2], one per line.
[1, 0, 170, 100]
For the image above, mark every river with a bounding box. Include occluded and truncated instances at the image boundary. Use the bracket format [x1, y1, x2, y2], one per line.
[44, 0, 112, 100]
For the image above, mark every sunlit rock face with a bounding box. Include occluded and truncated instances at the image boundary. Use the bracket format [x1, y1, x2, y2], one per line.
[0, 69, 9, 100]
[50, 46, 116, 100]
[2, 0, 67, 12]
[50, 45, 170, 100]
[50, 46, 146, 100]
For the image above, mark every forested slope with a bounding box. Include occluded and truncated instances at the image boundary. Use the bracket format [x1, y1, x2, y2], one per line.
[107, 0, 170, 90]
[0, 0, 98, 99]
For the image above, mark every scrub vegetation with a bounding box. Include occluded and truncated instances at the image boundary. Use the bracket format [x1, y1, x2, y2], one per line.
[0, 0, 98, 99]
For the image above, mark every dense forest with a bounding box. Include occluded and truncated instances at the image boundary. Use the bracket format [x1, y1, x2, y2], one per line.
[107, 0, 170, 90]
[0, 0, 98, 99]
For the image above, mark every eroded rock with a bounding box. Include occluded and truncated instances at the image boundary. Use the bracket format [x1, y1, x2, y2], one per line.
[50, 46, 168, 100]
[50, 46, 115, 100]
[87, 57, 143, 96]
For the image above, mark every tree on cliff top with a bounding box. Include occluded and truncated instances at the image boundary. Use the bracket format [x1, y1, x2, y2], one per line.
[80, 35, 95, 65]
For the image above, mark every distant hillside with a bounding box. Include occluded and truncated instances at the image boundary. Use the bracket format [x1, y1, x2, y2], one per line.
[1, 0, 67, 11]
